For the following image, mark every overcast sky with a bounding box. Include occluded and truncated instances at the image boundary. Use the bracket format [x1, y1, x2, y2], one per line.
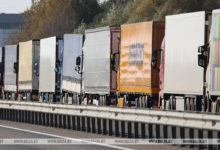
[0, 0, 32, 14]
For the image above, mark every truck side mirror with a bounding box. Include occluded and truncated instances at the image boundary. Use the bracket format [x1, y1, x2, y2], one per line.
[111, 54, 115, 70]
[151, 50, 159, 69]
[198, 54, 205, 67]
[111, 52, 119, 72]
[76, 56, 81, 66]
[13, 62, 18, 74]
[198, 45, 209, 68]
[75, 56, 82, 74]
[33, 61, 39, 76]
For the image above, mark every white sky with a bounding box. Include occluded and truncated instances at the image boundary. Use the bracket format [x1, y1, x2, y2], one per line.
[0, 0, 32, 14]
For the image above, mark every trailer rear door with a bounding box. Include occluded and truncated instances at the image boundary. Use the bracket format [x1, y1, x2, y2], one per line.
[4, 45, 18, 92]
[83, 27, 111, 95]
[164, 12, 205, 95]
[39, 37, 56, 93]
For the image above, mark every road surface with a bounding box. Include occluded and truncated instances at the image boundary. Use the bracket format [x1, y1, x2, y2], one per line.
[0, 120, 191, 150]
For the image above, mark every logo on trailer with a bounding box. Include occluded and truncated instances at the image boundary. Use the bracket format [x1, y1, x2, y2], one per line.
[128, 43, 144, 66]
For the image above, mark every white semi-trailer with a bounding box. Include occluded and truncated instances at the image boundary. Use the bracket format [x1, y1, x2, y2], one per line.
[4, 45, 19, 100]
[82, 26, 120, 105]
[159, 11, 211, 111]
[39, 36, 63, 103]
[18, 40, 40, 101]
[62, 34, 83, 104]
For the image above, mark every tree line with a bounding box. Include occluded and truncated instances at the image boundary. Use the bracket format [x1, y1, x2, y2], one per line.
[8, 0, 220, 44]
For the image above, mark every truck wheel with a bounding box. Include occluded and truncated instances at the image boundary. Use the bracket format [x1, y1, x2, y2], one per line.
[135, 97, 138, 108]
[62, 95, 65, 104]
[143, 96, 146, 108]
[99, 96, 102, 106]
[161, 99, 165, 110]
[67, 94, 73, 105]
[123, 95, 127, 107]
[103, 96, 106, 106]
[140, 96, 143, 108]
[28, 93, 32, 101]
[139, 97, 142, 108]
[66, 93, 69, 104]
[211, 101, 217, 113]
[27, 93, 31, 101]
[192, 98, 196, 111]
[72, 94, 75, 104]
[49, 94, 53, 103]
[144, 96, 148, 108]
[11, 93, 15, 101]
[137, 97, 140, 108]
[65, 94, 68, 104]
[17, 94, 20, 101]
[39, 94, 42, 102]
[39, 93, 43, 103]
[186, 98, 189, 110]
[165, 100, 170, 110]
[25, 93, 27, 101]
[193, 98, 196, 111]
[136, 97, 138, 107]
[77, 94, 80, 105]
[141, 96, 144, 108]
[170, 96, 174, 110]
[190, 98, 194, 111]
[64, 93, 68, 104]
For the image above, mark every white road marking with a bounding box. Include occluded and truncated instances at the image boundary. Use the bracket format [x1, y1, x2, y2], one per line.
[0, 124, 133, 150]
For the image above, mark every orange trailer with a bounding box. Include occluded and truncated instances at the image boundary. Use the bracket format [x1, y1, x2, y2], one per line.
[117, 21, 164, 108]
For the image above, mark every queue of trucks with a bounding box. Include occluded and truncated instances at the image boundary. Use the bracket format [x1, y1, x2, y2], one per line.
[1, 9, 220, 113]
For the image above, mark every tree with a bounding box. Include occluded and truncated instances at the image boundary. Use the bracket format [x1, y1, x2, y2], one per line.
[7, 0, 220, 44]
[14, 0, 100, 42]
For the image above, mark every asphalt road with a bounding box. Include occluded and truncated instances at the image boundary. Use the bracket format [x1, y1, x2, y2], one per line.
[0, 125, 129, 150]
[0, 120, 191, 150]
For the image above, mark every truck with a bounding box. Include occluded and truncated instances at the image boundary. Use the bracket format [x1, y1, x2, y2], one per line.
[199, 9, 220, 112]
[39, 36, 63, 103]
[62, 34, 83, 104]
[80, 26, 120, 105]
[18, 40, 40, 101]
[4, 45, 19, 100]
[117, 21, 164, 108]
[0, 47, 4, 99]
[158, 11, 211, 111]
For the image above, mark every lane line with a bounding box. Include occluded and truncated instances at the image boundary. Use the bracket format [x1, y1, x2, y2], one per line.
[0, 124, 133, 150]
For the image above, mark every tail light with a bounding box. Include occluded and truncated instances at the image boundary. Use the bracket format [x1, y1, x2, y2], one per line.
[16, 93, 19, 99]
